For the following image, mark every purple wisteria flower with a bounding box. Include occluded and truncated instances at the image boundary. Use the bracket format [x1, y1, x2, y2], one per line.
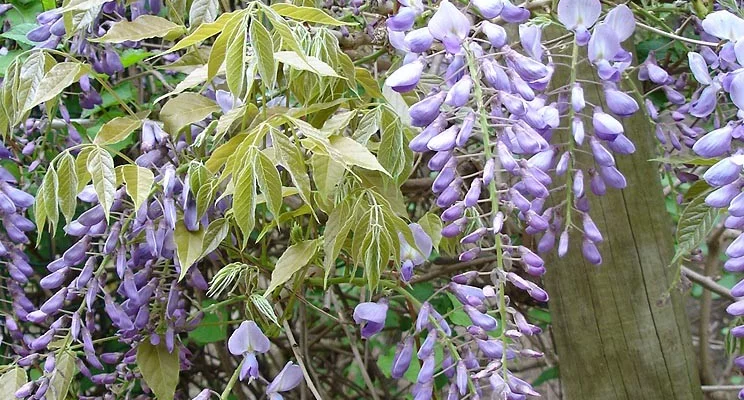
[399, 223, 433, 281]
[557, 0, 601, 45]
[353, 298, 388, 338]
[427, 0, 470, 54]
[267, 362, 303, 400]
[228, 321, 271, 381]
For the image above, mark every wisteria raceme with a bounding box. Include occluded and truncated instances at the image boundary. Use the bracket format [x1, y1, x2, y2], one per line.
[379, 0, 645, 396]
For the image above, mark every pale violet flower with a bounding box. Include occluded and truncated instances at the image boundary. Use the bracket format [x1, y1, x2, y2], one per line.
[428, 0, 471, 54]
[227, 321, 271, 381]
[557, 0, 601, 45]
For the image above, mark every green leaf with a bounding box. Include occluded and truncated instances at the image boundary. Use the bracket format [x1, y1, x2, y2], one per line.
[250, 19, 276, 90]
[33, 185, 47, 242]
[250, 293, 279, 326]
[160, 93, 220, 135]
[382, 84, 411, 126]
[74, 146, 93, 193]
[533, 366, 560, 387]
[417, 212, 443, 251]
[0, 23, 37, 46]
[232, 152, 258, 242]
[86, 146, 116, 221]
[189, 0, 220, 28]
[93, 115, 143, 145]
[47, 351, 76, 400]
[328, 135, 389, 175]
[56, 152, 78, 224]
[274, 51, 342, 78]
[27, 62, 85, 110]
[188, 302, 227, 344]
[271, 129, 313, 208]
[120, 165, 155, 210]
[649, 155, 721, 166]
[136, 342, 180, 400]
[175, 222, 205, 280]
[257, 5, 303, 54]
[311, 153, 345, 205]
[671, 191, 721, 265]
[201, 217, 229, 258]
[323, 196, 354, 283]
[255, 150, 283, 221]
[225, 18, 248, 97]
[0, 367, 26, 400]
[164, 11, 243, 56]
[91, 15, 185, 43]
[156, 65, 207, 103]
[42, 166, 59, 234]
[378, 106, 407, 179]
[264, 239, 320, 296]
[270, 4, 355, 26]
[354, 67, 383, 99]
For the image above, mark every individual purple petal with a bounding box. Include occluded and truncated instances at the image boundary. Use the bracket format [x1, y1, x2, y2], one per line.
[228, 320, 271, 356]
[387, 7, 417, 32]
[353, 299, 388, 339]
[267, 362, 303, 394]
[604, 4, 635, 41]
[690, 84, 719, 118]
[588, 24, 620, 64]
[519, 24, 543, 60]
[409, 92, 446, 127]
[706, 182, 741, 208]
[239, 352, 259, 381]
[582, 238, 602, 264]
[599, 165, 627, 189]
[701, 10, 744, 42]
[427, 125, 458, 152]
[472, 0, 503, 18]
[607, 134, 636, 154]
[688, 52, 712, 85]
[572, 116, 585, 145]
[557, 0, 600, 34]
[604, 85, 639, 116]
[405, 28, 434, 53]
[391, 336, 414, 378]
[417, 329, 437, 359]
[500, 0, 529, 23]
[428, 0, 470, 54]
[571, 83, 585, 112]
[456, 112, 475, 146]
[692, 124, 734, 157]
[590, 136, 615, 166]
[592, 109, 623, 141]
[417, 354, 435, 383]
[445, 76, 472, 107]
[729, 72, 744, 111]
[386, 60, 424, 93]
[505, 49, 549, 82]
[704, 157, 741, 186]
[583, 214, 603, 242]
[482, 21, 507, 48]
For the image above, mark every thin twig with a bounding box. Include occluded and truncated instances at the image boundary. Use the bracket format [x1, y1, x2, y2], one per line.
[635, 21, 720, 47]
[329, 290, 382, 400]
[282, 320, 325, 400]
[681, 265, 735, 301]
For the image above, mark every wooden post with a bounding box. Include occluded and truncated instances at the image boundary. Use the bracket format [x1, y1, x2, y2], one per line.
[542, 33, 703, 399]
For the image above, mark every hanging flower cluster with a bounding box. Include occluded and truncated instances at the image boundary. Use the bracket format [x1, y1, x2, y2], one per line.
[381, 0, 639, 397]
